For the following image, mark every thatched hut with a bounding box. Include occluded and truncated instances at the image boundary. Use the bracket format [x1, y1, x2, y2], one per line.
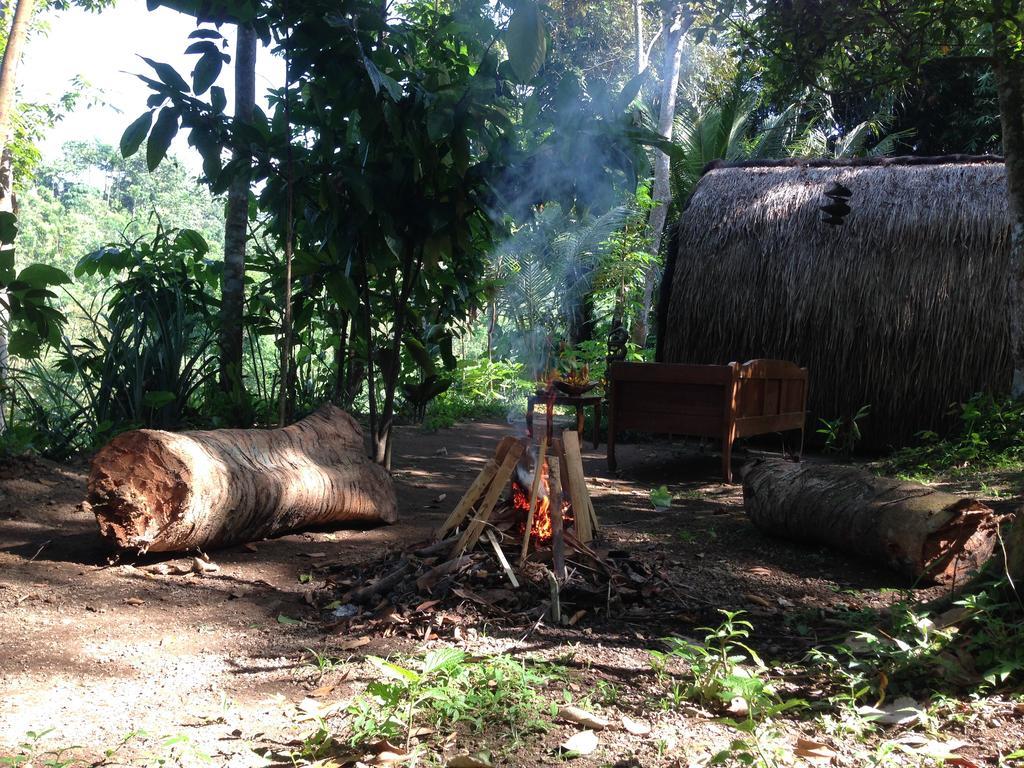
[656, 156, 1012, 449]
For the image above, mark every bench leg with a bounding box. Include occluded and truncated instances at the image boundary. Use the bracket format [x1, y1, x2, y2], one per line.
[607, 420, 617, 471]
[576, 404, 585, 437]
[721, 438, 733, 483]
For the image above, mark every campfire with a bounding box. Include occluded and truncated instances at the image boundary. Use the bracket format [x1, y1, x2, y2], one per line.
[316, 430, 628, 632]
[436, 433, 598, 574]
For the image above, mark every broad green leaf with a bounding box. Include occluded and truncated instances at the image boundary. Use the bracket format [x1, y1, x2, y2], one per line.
[326, 272, 360, 313]
[184, 40, 219, 56]
[188, 28, 223, 40]
[147, 107, 180, 171]
[210, 85, 227, 114]
[404, 337, 433, 373]
[277, 614, 302, 625]
[506, 1, 546, 82]
[192, 49, 223, 94]
[175, 228, 210, 255]
[140, 57, 190, 93]
[120, 112, 153, 158]
[364, 57, 402, 101]
[615, 70, 648, 112]
[369, 655, 419, 683]
[8, 329, 43, 359]
[17, 263, 71, 288]
[143, 391, 176, 408]
[0, 211, 16, 244]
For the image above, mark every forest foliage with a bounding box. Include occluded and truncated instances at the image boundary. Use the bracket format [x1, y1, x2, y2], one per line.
[0, 0, 1010, 464]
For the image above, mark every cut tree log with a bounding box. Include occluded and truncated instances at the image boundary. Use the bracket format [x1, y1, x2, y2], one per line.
[87, 404, 397, 553]
[742, 459, 998, 585]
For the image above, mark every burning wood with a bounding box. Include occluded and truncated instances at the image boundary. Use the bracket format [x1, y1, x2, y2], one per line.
[315, 435, 668, 635]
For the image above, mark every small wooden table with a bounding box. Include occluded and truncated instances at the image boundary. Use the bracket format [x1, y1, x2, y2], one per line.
[526, 391, 603, 448]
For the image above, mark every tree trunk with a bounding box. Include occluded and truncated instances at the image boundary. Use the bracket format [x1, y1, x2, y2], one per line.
[219, 22, 258, 404]
[0, 149, 11, 434]
[631, 5, 689, 349]
[634, 0, 644, 73]
[372, 250, 422, 469]
[87, 404, 398, 553]
[991, 33, 1024, 585]
[993, 47, 1024, 398]
[742, 459, 998, 586]
[0, 0, 35, 148]
[0, 0, 37, 434]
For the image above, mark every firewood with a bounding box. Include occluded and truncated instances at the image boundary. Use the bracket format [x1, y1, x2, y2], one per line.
[743, 458, 998, 584]
[412, 537, 457, 557]
[520, 437, 548, 564]
[549, 438, 567, 582]
[544, 567, 561, 624]
[485, 529, 519, 588]
[450, 441, 525, 557]
[88, 405, 397, 553]
[416, 554, 473, 593]
[346, 558, 412, 604]
[561, 430, 594, 543]
[435, 437, 516, 540]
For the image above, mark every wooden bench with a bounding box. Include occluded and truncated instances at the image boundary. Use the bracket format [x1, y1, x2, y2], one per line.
[606, 359, 808, 482]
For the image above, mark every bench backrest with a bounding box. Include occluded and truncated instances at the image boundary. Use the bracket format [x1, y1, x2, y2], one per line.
[607, 361, 737, 438]
[608, 359, 808, 439]
[733, 359, 809, 437]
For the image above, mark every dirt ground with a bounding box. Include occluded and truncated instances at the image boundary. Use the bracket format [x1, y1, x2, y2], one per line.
[1, 418, 1022, 767]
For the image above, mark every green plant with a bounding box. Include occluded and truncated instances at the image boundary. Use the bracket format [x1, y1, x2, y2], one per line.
[817, 404, 871, 456]
[653, 611, 776, 714]
[346, 650, 556, 754]
[0, 730, 82, 768]
[886, 393, 1024, 478]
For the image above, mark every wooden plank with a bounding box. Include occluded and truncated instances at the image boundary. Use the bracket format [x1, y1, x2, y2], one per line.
[736, 358, 808, 381]
[450, 440, 524, 557]
[485, 529, 519, 588]
[734, 413, 807, 437]
[561, 430, 593, 543]
[549, 438, 566, 581]
[609, 361, 735, 385]
[435, 455, 501, 540]
[519, 437, 548, 565]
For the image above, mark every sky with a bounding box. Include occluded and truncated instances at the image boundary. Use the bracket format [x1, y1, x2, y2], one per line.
[19, 1, 285, 168]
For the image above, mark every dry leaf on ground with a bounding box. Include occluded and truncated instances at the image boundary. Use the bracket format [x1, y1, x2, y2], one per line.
[559, 730, 599, 756]
[446, 753, 493, 768]
[858, 696, 922, 725]
[620, 716, 651, 736]
[557, 705, 609, 731]
[793, 737, 837, 765]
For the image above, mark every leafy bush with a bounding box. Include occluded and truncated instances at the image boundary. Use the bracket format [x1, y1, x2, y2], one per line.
[4, 224, 218, 457]
[885, 393, 1024, 478]
[423, 358, 533, 429]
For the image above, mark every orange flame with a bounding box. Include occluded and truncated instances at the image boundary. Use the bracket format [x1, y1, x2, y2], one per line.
[511, 459, 571, 545]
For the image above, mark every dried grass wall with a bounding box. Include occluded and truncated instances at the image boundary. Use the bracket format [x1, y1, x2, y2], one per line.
[658, 159, 1012, 449]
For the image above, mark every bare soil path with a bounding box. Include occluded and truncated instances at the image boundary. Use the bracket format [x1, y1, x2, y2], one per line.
[1, 420, 1021, 766]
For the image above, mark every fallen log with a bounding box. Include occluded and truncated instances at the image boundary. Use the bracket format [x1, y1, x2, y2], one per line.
[87, 405, 397, 553]
[742, 459, 998, 585]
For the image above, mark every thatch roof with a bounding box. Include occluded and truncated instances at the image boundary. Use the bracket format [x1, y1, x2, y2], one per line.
[657, 156, 1012, 449]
